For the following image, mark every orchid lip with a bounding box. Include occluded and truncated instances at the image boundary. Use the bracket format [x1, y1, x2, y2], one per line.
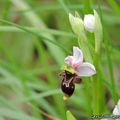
[61, 79, 75, 97]
[60, 70, 82, 97]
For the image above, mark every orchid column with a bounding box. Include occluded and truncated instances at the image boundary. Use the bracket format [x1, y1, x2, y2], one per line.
[69, 10, 103, 116]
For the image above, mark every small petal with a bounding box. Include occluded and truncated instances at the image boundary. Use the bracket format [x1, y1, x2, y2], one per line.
[84, 14, 95, 32]
[65, 56, 73, 66]
[76, 62, 96, 77]
[113, 99, 120, 115]
[72, 47, 83, 68]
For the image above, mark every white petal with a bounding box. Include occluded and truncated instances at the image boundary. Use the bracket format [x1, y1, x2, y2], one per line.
[64, 56, 73, 66]
[73, 46, 83, 65]
[76, 62, 96, 77]
[84, 14, 95, 32]
[113, 100, 120, 115]
[113, 106, 120, 115]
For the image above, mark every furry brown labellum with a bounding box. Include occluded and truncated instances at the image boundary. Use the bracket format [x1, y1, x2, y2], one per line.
[60, 70, 82, 98]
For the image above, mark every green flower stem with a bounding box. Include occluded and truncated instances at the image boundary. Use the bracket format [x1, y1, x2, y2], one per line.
[92, 52, 100, 118]
[92, 10, 103, 118]
[76, 10, 102, 119]
[78, 30, 101, 120]
[78, 33, 93, 115]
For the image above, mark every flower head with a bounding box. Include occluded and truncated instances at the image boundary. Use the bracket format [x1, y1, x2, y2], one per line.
[65, 46, 96, 77]
[113, 99, 120, 116]
[84, 14, 95, 32]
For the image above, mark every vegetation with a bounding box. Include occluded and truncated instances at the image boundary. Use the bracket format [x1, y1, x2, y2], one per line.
[0, 0, 120, 120]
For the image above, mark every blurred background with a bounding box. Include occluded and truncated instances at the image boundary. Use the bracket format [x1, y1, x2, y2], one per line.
[0, 0, 120, 120]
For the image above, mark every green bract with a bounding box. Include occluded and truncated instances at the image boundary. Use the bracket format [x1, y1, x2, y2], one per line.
[94, 10, 103, 53]
[69, 13, 84, 37]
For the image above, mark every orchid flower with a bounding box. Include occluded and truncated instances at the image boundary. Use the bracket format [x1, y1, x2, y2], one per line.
[113, 99, 120, 119]
[65, 46, 96, 77]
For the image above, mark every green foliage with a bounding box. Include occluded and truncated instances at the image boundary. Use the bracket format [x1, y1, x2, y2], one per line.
[94, 9, 103, 53]
[0, 0, 120, 120]
[66, 111, 76, 120]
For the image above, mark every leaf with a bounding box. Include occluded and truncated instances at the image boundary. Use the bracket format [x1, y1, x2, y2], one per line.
[0, 108, 38, 120]
[94, 10, 103, 53]
[66, 111, 76, 120]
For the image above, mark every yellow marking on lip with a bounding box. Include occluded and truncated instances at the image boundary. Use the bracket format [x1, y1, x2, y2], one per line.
[63, 94, 69, 100]
[61, 65, 75, 74]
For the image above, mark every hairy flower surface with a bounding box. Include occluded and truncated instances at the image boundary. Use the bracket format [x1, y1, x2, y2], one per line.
[65, 47, 96, 77]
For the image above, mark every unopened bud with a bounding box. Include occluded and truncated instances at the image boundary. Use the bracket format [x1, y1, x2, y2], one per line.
[84, 14, 95, 32]
[69, 13, 84, 36]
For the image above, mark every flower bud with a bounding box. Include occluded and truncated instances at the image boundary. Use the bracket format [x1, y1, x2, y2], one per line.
[69, 13, 84, 36]
[113, 99, 120, 115]
[84, 14, 95, 32]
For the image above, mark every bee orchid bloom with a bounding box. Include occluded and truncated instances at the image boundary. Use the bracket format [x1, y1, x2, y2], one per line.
[65, 47, 96, 77]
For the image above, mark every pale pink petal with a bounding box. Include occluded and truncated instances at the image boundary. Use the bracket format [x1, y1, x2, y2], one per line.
[73, 47, 83, 67]
[64, 56, 73, 66]
[76, 62, 96, 77]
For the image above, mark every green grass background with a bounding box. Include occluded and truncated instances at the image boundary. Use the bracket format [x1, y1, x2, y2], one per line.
[0, 0, 120, 120]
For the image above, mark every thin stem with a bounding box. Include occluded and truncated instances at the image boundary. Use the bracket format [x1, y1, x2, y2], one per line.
[92, 52, 100, 117]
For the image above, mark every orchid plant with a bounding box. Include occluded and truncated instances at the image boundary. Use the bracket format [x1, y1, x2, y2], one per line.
[61, 9, 104, 120]
[61, 10, 102, 98]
